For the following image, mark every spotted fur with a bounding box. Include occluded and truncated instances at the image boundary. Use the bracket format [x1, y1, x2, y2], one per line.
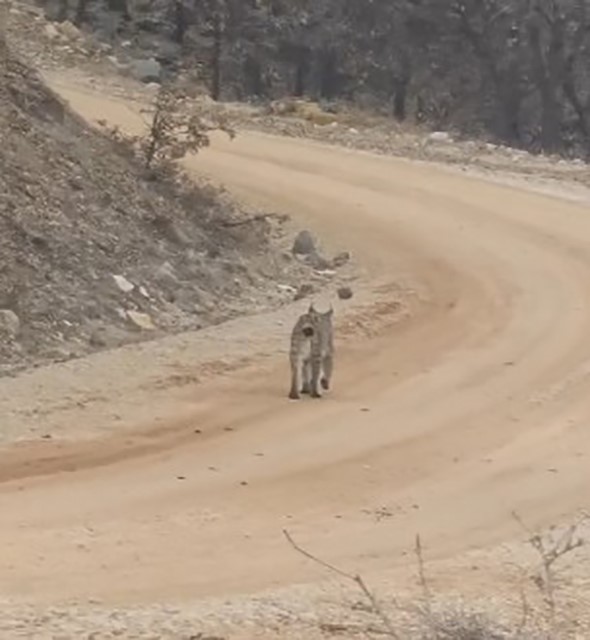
[288, 303, 334, 400]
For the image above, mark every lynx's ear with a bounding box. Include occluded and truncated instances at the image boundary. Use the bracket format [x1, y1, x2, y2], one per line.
[308, 302, 316, 313]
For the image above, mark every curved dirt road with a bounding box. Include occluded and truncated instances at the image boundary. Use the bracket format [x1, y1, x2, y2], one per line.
[1, 84, 590, 607]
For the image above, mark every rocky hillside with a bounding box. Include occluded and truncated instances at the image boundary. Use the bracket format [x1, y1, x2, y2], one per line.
[0, 34, 332, 376]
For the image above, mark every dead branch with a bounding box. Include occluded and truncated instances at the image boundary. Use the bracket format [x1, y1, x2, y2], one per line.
[319, 621, 392, 636]
[220, 212, 286, 228]
[282, 529, 400, 639]
[511, 510, 589, 627]
[414, 534, 433, 617]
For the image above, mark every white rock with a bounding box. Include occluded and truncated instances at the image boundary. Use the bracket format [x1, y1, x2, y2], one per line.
[43, 23, 60, 40]
[126, 310, 155, 331]
[427, 131, 452, 143]
[314, 269, 337, 277]
[277, 284, 297, 293]
[112, 274, 134, 293]
[0, 309, 20, 338]
[58, 20, 82, 40]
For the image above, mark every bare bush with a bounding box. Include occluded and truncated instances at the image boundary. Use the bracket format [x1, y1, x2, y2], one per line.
[283, 514, 589, 640]
[417, 604, 510, 640]
[512, 511, 589, 634]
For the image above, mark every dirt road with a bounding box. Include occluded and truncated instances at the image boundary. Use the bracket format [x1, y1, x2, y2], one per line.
[1, 82, 589, 609]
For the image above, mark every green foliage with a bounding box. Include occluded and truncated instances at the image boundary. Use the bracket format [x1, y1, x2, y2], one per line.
[99, 85, 235, 173]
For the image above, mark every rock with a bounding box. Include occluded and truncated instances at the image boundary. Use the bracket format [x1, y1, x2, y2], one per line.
[106, 55, 121, 67]
[427, 131, 452, 143]
[88, 324, 127, 348]
[308, 253, 333, 270]
[0, 309, 20, 338]
[332, 251, 351, 267]
[58, 20, 82, 40]
[294, 283, 314, 300]
[277, 283, 297, 294]
[314, 269, 336, 278]
[112, 274, 134, 293]
[130, 57, 161, 84]
[88, 328, 108, 348]
[337, 286, 353, 300]
[126, 310, 156, 331]
[155, 261, 177, 283]
[268, 98, 296, 116]
[292, 230, 316, 256]
[43, 23, 60, 40]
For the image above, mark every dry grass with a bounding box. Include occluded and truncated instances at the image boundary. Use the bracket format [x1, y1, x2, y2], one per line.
[284, 513, 590, 640]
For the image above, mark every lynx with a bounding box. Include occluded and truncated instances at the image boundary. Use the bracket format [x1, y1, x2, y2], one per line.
[288, 303, 334, 400]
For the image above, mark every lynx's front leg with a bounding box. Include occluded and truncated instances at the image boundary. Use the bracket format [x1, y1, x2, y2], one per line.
[289, 355, 302, 399]
[321, 354, 333, 390]
[310, 355, 323, 398]
[301, 357, 312, 394]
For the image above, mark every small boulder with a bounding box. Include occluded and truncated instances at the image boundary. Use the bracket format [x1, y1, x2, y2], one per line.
[155, 261, 177, 283]
[44, 23, 60, 40]
[292, 230, 316, 256]
[309, 253, 333, 271]
[126, 310, 156, 331]
[332, 251, 351, 268]
[294, 283, 314, 301]
[130, 58, 161, 84]
[0, 309, 20, 338]
[113, 274, 134, 293]
[58, 20, 82, 40]
[427, 131, 452, 143]
[337, 286, 353, 300]
[277, 284, 297, 295]
[89, 325, 127, 349]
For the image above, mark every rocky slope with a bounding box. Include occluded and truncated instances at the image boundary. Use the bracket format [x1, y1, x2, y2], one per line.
[0, 34, 344, 376]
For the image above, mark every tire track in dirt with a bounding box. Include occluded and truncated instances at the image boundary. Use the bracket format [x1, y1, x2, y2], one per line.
[0, 81, 589, 605]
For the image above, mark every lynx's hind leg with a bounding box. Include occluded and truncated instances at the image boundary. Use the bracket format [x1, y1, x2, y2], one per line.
[321, 354, 333, 390]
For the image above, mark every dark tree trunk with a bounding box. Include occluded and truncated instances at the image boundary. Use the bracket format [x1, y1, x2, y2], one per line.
[528, 20, 563, 153]
[243, 56, 265, 96]
[172, 0, 187, 44]
[392, 77, 409, 121]
[492, 79, 523, 145]
[562, 56, 590, 141]
[293, 59, 306, 96]
[539, 86, 562, 152]
[318, 50, 340, 99]
[74, 0, 88, 26]
[56, 0, 68, 22]
[210, 13, 223, 101]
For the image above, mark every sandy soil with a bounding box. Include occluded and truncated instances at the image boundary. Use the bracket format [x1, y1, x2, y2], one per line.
[1, 76, 590, 636]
